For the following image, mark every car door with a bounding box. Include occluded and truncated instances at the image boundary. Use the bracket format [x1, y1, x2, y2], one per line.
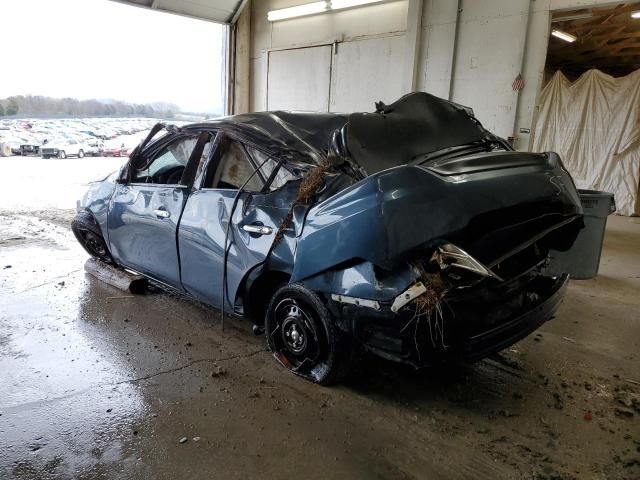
[179, 134, 294, 309]
[107, 134, 201, 288]
[67, 139, 77, 155]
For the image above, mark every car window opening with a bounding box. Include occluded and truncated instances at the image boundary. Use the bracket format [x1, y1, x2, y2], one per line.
[216, 140, 263, 191]
[132, 136, 197, 185]
[246, 146, 298, 191]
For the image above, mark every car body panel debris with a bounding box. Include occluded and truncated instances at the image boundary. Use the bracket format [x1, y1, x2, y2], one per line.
[84, 257, 147, 294]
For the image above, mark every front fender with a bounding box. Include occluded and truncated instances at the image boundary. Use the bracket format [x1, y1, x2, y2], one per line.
[77, 174, 117, 239]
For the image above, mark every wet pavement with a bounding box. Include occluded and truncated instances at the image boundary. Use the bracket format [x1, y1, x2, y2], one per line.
[1, 158, 639, 479]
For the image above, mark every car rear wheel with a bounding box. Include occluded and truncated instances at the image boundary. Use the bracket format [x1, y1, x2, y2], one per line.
[58, 150, 66, 159]
[265, 284, 353, 385]
[78, 149, 84, 158]
[71, 211, 113, 263]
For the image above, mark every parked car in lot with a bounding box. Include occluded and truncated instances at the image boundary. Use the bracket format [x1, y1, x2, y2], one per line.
[72, 93, 584, 385]
[7, 138, 25, 156]
[20, 143, 41, 156]
[0, 134, 34, 156]
[102, 144, 129, 157]
[41, 138, 89, 159]
[19, 134, 44, 156]
[85, 140, 105, 157]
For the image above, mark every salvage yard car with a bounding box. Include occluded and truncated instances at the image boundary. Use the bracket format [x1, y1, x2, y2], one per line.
[102, 143, 129, 157]
[41, 137, 89, 158]
[85, 140, 105, 157]
[19, 142, 41, 156]
[72, 93, 583, 385]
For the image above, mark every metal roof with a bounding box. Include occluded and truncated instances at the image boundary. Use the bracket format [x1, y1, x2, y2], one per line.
[109, 0, 245, 24]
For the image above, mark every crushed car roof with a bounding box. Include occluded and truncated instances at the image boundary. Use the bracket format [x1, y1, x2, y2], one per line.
[186, 92, 493, 173]
[346, 92, 491, 174]
[187, 111, 349, 163]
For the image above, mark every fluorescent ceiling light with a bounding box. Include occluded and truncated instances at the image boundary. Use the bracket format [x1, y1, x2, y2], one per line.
[330, 0, 384, 10]
[631, 11, 640, 18]
[551, 29, 577, 43]
[268, 0, 387, 21]
[267, 1, 328, 22]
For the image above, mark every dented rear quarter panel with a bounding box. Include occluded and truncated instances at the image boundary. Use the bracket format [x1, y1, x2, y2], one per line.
[291, 153, 582, 294]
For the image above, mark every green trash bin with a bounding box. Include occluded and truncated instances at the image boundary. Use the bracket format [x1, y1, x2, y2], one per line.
[546, 189, 616, 280]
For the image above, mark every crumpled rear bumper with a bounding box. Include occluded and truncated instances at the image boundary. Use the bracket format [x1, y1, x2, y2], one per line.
[462, 274, 568, 362]
[328, 273, 569, 367]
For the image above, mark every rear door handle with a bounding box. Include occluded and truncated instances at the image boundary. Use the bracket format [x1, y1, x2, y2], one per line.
[153, 209, 170, 219]
[242, 224, 273, 235]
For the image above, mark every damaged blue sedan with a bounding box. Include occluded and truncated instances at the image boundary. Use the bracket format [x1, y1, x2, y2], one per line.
[73, 92, 583, 385]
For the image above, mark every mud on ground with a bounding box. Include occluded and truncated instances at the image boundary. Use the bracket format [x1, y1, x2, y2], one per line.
[0, 206, 639, 480]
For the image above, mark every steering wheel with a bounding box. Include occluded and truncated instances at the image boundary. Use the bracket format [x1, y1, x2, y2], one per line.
[165, 168, 184, 185]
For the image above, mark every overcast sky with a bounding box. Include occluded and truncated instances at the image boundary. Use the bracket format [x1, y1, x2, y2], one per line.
[0, 0, 225, 113]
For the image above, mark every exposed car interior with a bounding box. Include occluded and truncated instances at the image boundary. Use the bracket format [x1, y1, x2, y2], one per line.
[202, 137, 298, 192]
[132, 136, 197, 184]
[209, 139, 263, 191]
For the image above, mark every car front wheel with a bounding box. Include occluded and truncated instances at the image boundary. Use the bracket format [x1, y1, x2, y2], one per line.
[78, 149, 84, 158]
[58, 150, 66, 159]
[265, 283, 353, 385]
[71, 211, 113, 263]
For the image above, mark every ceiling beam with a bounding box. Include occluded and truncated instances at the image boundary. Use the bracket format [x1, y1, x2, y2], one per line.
[563, 20, 637, 32]
[546, 1, 640, 75]
[590, 2, 640, 17]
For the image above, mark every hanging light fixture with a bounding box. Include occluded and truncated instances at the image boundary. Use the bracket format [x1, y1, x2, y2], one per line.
[551, 29, 577, 43]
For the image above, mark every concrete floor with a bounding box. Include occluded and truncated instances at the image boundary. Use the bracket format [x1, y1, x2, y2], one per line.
[1, 169, 639, 478]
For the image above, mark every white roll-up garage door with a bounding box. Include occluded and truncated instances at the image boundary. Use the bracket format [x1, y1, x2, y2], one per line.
[330, 35, 405, 113]
[266, 35, 405, 113]
[267, 45, 332, 111]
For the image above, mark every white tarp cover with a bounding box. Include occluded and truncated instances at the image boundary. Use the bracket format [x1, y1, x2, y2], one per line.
[532, 69, 640, 216]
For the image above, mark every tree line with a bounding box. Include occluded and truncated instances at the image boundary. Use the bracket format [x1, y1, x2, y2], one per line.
[0, 95, 180, 118]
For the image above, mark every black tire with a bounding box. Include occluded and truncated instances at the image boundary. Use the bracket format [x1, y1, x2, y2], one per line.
[58, 150, 66, 159]
[78, 149, 84, 158]
[71, 211, 113, 263]
[265, 283, 353, 385]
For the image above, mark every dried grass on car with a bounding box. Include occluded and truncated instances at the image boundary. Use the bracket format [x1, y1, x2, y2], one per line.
[272, 154, 337, 246]
[402, 260, 449, 356]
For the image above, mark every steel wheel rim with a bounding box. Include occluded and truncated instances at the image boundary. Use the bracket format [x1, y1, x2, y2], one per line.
[270, 298, 323, 372]
[79, 228, 106, 257]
